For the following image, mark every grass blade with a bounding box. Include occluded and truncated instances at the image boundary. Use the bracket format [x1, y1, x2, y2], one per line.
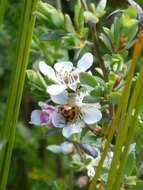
[105, 29, 143, 190]
[0, 0, 39, 189]
[0, 0, 8, 24]
[88, 29, 143, 190]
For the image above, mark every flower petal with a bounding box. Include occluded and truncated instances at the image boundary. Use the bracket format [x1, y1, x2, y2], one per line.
[60, 142, 74, 154]
[76, 53, 93, 72]
[38, 102, 55, 111]
[129, 143, 136, 154]
[30, 110, 44, 126]
[62, 122, 83, 138]
[54, 61, 73, 73]
[39, 61, 56, 80]
[51, 91, 68, 104]
[47, 84, 67, 95]
[87, 165, 95, 177]
[82, 106, 102, 124]
[52, 112, 66, 128]
[104, 152, 113, 168]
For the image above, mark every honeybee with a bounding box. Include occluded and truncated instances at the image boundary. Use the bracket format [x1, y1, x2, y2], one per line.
[59, 104, 79, 122]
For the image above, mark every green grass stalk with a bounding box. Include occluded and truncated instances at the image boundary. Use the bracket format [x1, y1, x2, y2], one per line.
[0, 0, 8, 24]
[105, 29, 143, 190]
[0, 0, 31, 173]
[113, 63, 143, 190]
[0, 0, 39, 189]
[88, 30, 143, 190]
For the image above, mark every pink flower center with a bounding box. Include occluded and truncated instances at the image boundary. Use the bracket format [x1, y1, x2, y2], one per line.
[40, 113, 50, 123]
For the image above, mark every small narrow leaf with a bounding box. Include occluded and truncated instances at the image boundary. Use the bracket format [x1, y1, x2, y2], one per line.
[74, 0, 84, 31]
[65, 14, 75, 33]
[27, 70, 47, 89]
[83, 96, 101, 103]
[100, 33, 112, 52]
[40, 32, 63, 41]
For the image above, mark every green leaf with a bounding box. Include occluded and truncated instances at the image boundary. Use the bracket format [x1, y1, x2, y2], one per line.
[113, 17, 122, 49]
[63, 33, 80, 49]
[74, 0, 84, 31]
[122, 15, 138, 28]
[84, 157, 92, 165]
[109, 92, 121, 104]
[100, 33, 112, 52]
[130, 181, 143, 190]
[126, 24, 138, 43]
[27, 70, 47, 89]
[38, 2, 64, 28]
[103, 27, 114, 42]
[125, 176, 137, 186]
[40, 32, 63, 41]
[79, 72, 97, 87]
[90, 86, 104, 97]
[125, 153, 136, 176]
[65, 14, 75, 33]
[82, 96, 101, 103]
[36, 11, 57, 29]
[124, 6, 137, 19]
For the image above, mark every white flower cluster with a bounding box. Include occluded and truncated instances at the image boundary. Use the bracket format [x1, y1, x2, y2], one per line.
[30, 53, 102, 138]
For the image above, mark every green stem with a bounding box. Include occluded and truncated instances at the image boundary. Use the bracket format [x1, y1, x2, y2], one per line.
[105, 29, 143, 190]
[0, 0, 8, 24]
[88, 29, 143, 190]
[0, 0, 31, 174]
[112, 63, 143, 190]
[0, 0, 39, 189]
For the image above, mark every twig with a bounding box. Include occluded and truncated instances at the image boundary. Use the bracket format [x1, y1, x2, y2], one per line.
[80, 0, 109, 82]
[56, 0, 62, 11]
[89, 25, 109, 81]
[67, 139, 84, 162]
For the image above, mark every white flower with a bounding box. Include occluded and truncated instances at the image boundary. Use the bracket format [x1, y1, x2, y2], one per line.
[103, 151, 114, 168]
[86, 148, 101, 178]
[122, 143, 136, 154]
[51, 93, 102, 138]
[86, 149, 113, 178]
[87, 165, 96, 177]
[39, 53, 93, 103]
[60, 141, 74, 154]
[129, 143, 136, 154]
